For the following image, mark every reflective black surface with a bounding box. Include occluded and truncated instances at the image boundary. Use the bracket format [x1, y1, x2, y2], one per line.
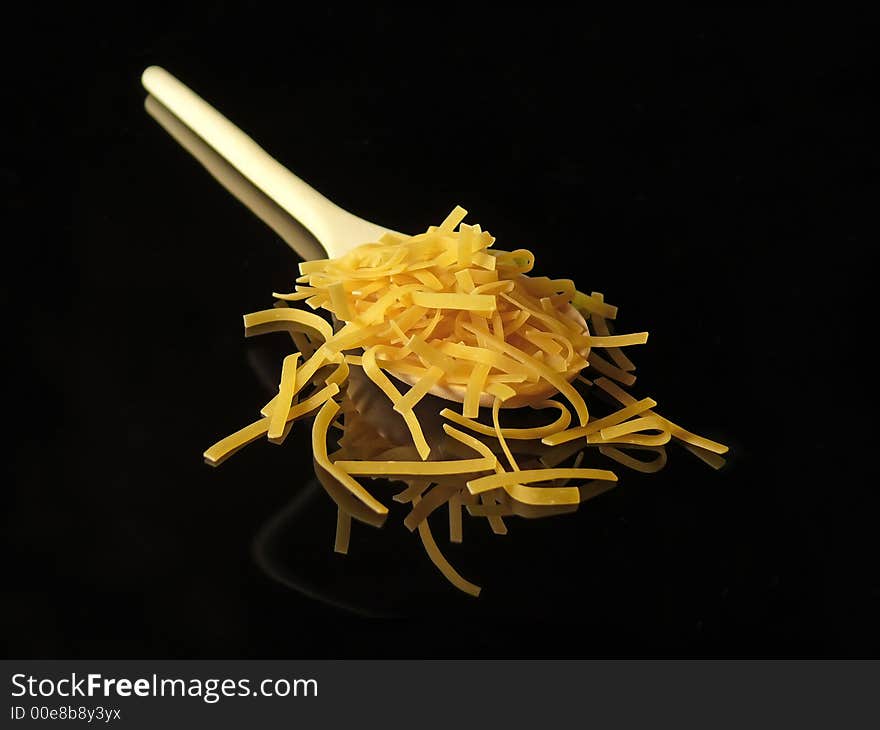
[5, 8, 877, 656]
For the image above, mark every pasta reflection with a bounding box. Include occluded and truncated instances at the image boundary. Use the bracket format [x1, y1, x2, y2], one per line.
[308, 364, 724, 596]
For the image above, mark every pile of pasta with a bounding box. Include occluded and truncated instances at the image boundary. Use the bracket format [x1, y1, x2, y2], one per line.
[204, 206, 728, 595]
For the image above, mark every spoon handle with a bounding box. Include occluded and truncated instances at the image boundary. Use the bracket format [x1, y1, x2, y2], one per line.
[144, 95, 327, 263]
[141, 66, 391, 258]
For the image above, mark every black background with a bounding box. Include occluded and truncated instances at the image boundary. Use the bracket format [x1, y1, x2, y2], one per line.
[4, 7, 877, 657]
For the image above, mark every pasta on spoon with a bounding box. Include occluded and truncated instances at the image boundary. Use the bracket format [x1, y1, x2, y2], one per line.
[204, 207, 727, 529]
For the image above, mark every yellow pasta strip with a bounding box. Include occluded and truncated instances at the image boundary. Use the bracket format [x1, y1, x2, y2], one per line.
[361, 347, 408, 406]
[442, 400, 571, 440]
[502, 310, 531, 338]
[471, 252, 497, 271]
[394, 365, 445, 413]
[442, 424, 495, 459]
[305, 294, 328, 310]
[261, 370, 339, 417]
[448, 493, 463, 543]
[406, 334, 460, 373]
[350, 279, 389, 298]
[600, 415, 665, 441]
[467, 468, 617, 495]
[572, 290, 618, 319]
[383, 360, 439, 381]
[591, 311, 636, 371]
[588, 350, 637, 386]
[404, 484, 461, 531]
[420, 307, 443, 341]
[285, 383, 340, 419]
[332, 457, 495, 476]
[485, 381, 516, 401]
[298, 258, 330, 274]
[312, 399, 388, 515]
[463, 362, 490, 419]
[438, 341, 526, 374]
[454, 268, 475, 292]
[598, 445, 668, 473]
[466, 311, 492, 342]
[595, 377, 728, 454]
[492, 397, 519, 472]
[411, 291, 497, 312]
[290, 345, 330, 393]
[204, 383, 339, 465]
[480, 493, 508, 534]
[414, 495, 481, 596]
[501, 482, 581, 506]
[438, 205, 468, 232]
[472, 280, 515, 296]
[323, 352, 350, 388]
[388, 319, 409, 344]
[324, 322, 386, 354]
[586, 332, 649, 347]
[494, 248, 534, 272]
[327, 281, 354, 321]
[362, 346, 431, 459]
[477, 229, 495, 249]
[522, 328, 565, 357]
[272, 290, 313, 301]
[469, 268, 499, 285]
[491, 311, 504, 339]
[458, 224, 475, 266]
[203, 419, 271, 466]
[392, 479, 432, 504]
[587, 430, 671, 447]
[334, 508, 351, 554]
[267, 353, 300, 439]
[267, 417, 295, 446]
[243, 307, 333, 343]
[359, 284, 421, 325]
[411, 269, 443, 290]
[542, 397, 657, 445]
